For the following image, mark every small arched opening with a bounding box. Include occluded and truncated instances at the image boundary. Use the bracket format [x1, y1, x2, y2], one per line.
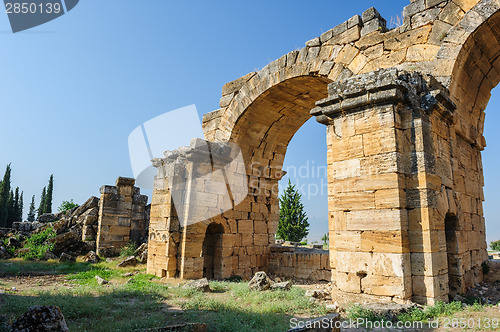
[202, 222, 224, 280]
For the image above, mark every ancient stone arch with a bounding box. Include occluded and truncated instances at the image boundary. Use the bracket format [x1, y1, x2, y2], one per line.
[148, 0, 497, 305]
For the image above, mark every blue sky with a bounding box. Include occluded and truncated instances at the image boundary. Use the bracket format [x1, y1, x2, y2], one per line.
[0, 1, 498, 246]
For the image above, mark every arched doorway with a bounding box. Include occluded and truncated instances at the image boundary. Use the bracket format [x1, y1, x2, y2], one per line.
[203, 223, 224, 280]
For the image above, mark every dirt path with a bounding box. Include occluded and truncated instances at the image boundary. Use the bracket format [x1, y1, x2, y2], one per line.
[0, 274, 74, 293]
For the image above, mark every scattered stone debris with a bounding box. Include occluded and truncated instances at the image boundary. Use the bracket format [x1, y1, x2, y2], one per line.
[270, 281, 292, 291]
[117, 256, 138, 268]
[466, 281, 500, 305]
[326, 304, 337, 312]
[38, 213, 57, 223]
[248, 271, 272, 291]
[12, 221, 42, 232]
[183, 278, 211, 292]
[11, 305, 69, 332]
[305, 289, 330, 300]
[271, 281, 292, 290]
[0, 246, 12, 259]
[6, 237, 21, 248]
[43, 250, 58, 260]
[134, 243, 148, 263]
[95, 276, 108, 285]
[48, 231, 86, 257]
[122, 272, 136, 277]
[59, 253, 75, 263]
[82, 250, 100, 264]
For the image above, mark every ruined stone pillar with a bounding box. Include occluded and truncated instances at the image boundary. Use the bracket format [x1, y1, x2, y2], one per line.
[313, 68, 458, 304]
[96, 177, 148, 256]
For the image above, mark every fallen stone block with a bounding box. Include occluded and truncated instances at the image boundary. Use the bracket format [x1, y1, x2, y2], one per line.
[183, 278, 210, 292]
[248, 271, 272, 291]
[117, 256, 138, 267]
[11, 305, 69, 332]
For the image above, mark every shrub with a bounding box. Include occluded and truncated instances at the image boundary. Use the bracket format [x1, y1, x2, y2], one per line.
[119, 241, 137, 257]
[490, 240, 500, 251]
[58, 199, 79, 213]
[17, 227, 56, 260]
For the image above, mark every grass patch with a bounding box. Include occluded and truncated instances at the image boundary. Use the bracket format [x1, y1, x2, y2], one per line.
[398, 301, 463, 322]
[345, 304, 384, 322]
[0, 260, 337, 332]
[0, 289, 173, 332]
[0, 259, 92, 276]
[172, 282, 327, 316]
[68, 268, 119, 286]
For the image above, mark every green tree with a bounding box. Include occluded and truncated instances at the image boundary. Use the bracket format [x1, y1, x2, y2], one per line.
[491, 240, 500, 251]
[38, 186, 46, 217]
[27, 195, 36, 222]
[0, 164, 12, 227]
[44, 175, 54, 214]
[58, 199, 78, 213]
[277, 179, 309, 242]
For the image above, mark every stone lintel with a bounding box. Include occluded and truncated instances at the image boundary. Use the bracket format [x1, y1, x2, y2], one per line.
[312, 68, 456, 124]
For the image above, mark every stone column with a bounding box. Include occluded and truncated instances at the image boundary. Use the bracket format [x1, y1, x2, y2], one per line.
[313, 68, 457, 304]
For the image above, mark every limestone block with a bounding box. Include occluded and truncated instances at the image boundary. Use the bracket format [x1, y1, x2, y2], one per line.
[412, 274, 449, 298]
[346, 209, 408, 231]
[410, 251, 448, 276]
[336, 271, 362, 293]
[406, 45, 441, 62]
[361, 231, 409, 253]
[332, 231, 362, 251]
[362, 275, 408, 297]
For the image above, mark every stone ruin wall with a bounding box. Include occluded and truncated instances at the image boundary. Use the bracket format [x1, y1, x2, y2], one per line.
[145, 0, 500, 305]
[268, 244, 331, 282]
[96, 177, 149, 256]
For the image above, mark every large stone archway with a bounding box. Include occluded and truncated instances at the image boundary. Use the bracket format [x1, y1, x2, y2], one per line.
[148, 0, 497, 305]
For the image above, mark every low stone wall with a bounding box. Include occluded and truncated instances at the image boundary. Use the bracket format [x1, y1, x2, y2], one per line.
[268, 244, 331, 282]
[484, 259, 500, 283]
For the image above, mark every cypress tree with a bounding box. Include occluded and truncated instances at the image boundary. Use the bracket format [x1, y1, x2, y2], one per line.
[8, 187, 20, 226]
[7, 189, 15, 228]
[27, 195, 36, 222]
[18, 191, 23, 221]
[44, 175, 54, 214]
[38, 187, 46, 217]
[277, 179, 309, 242]
[0, 164, 12, 227]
